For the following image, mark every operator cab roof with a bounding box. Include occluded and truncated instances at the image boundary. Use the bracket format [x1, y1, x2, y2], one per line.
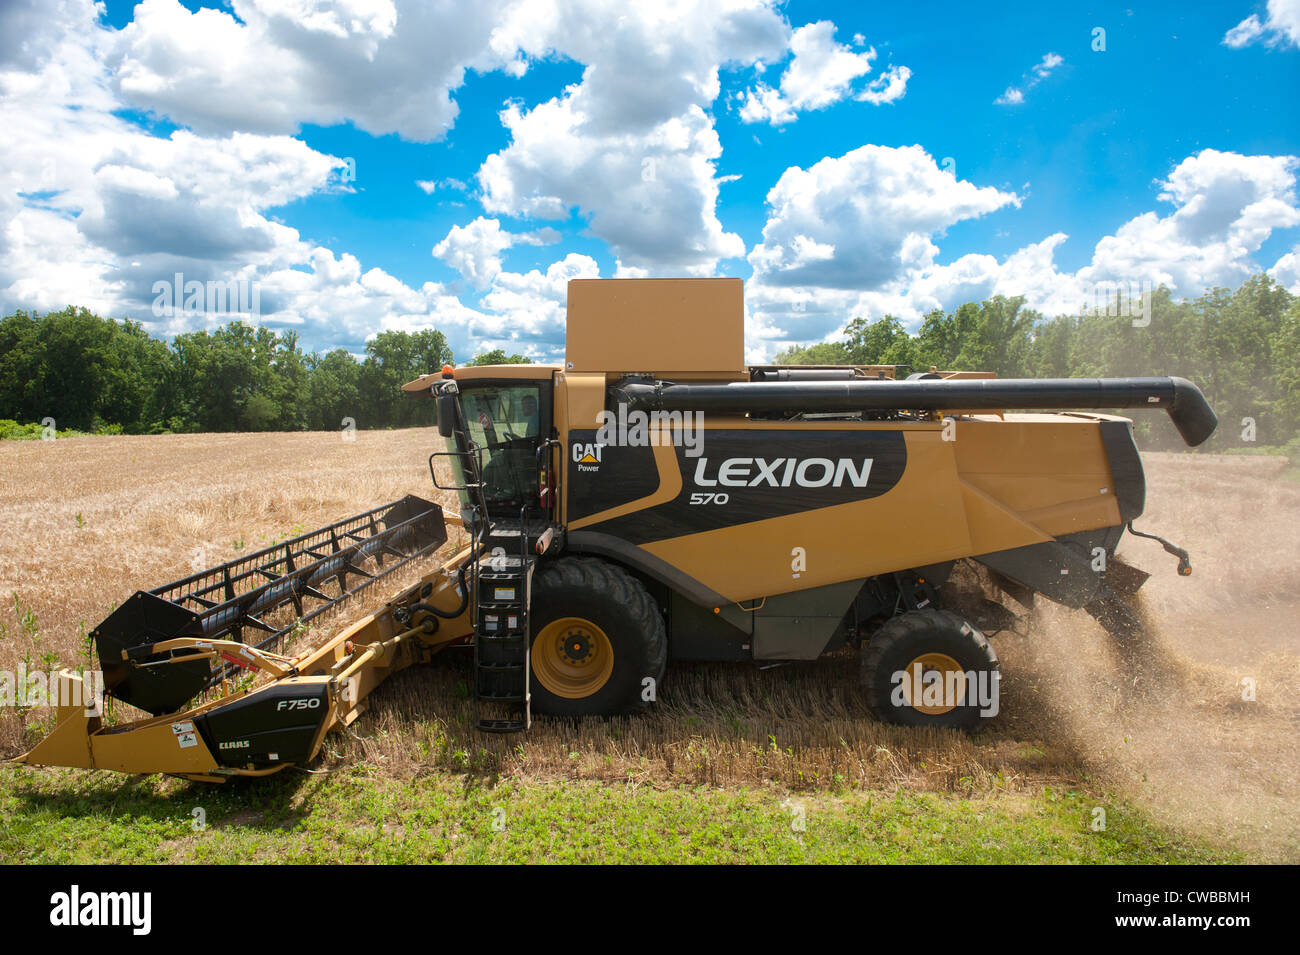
[402, 363, 561, 394]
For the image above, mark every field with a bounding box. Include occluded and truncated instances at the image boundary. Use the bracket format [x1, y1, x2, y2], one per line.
[1, 430, 1297, 863]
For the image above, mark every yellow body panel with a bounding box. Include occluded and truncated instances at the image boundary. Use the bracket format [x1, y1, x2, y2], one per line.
[566, 278, 744, 376]
[572, 414, 1126, 604]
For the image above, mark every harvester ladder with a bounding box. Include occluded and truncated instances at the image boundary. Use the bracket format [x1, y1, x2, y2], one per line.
[471, 507, 534, 732]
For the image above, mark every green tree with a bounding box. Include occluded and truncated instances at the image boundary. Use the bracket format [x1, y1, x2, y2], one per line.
[843, 315, 917, 367]
[770, 341, 851, 365]
[306, 348, 364, 431]
[467, 349, 532, 365]
[361, 329, 453, 428]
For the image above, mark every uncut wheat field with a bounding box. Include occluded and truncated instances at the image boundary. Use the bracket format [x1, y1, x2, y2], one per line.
[1, 430, 1297, 861]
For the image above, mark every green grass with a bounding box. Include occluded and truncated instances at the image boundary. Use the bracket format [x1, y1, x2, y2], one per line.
[0, 765, 1238, 864]
[0, 419, 116, 440]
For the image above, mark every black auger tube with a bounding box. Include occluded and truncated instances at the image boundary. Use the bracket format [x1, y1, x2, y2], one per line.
[610, 376, 1218, 447]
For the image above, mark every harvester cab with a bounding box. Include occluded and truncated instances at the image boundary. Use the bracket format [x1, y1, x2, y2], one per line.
[16, 278, 1217, 781]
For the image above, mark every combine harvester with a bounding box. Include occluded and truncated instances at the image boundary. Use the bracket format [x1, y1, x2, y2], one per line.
[16, 279, 1216, 782]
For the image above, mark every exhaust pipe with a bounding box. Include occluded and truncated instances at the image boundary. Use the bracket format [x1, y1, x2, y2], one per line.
[611, 376, 1218, 447]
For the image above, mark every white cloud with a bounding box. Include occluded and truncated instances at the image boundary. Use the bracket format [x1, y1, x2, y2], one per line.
[5, 0, 902, 352]
[746, 148, 1300, 359]
[1270, 246, 1300, 291]
[0, 2, 344, 323]
[416, 177, 469, 195]
[479, 100, 747, 274]
[107, 0, 514, 142]
[475, 252, 599, 354]
[0, 0, 560, 360]
[12, 1, 1295, 372]
[1224, 14, 1267, 48]
[768, 22, 875, 110]
[477, 2, 793, 274]
[1035, 52, 1064, 75]
[432, 216, 558, 290]
[1223, 0, 1300, 49]
[995, 51, 1063, 106]
[739, 21, 909, 125]
[1079, 149, 1300, 292]
[857, 65, 911, 105]
[747, 144, 1020, 291]
[0, 0, 787, 354]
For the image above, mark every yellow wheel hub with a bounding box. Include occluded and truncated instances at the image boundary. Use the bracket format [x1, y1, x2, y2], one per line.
[532, 617, 614, 699]
[900, 652, 966, 715]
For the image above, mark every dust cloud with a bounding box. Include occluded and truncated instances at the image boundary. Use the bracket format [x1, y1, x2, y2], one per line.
[992, 453, 1300, 861]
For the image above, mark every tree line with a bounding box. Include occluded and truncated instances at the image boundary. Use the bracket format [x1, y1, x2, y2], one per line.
[0, 308, 528, 434]
[773, 274, 1300, 452]
[1, 273, 1296, 449]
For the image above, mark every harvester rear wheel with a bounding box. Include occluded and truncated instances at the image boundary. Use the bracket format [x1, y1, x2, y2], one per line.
[860, 609, 999, 730]
[529, 557, 666, 717]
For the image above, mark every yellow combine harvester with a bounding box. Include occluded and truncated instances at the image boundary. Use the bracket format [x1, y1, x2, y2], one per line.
[16, 278, 1216, 781]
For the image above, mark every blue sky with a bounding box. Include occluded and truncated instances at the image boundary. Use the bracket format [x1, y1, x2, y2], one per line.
[3, 0, 1299, 362]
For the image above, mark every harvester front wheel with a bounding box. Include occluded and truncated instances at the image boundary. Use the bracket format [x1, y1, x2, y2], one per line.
[860, 609, 999, 730]
[529, 557, 667, 717]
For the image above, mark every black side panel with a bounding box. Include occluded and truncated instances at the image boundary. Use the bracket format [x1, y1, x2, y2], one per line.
[669, 591, 751, 661]
[566, 430, 660, 521]
[1099, 420, 1146, 522]
[94, 592, 209, 715]
[669, 578, 864, 661]
[193, 682, 330, 768]
[973, 528, 1124, 609]
[749, 579, 863, 660]
[584, 429, 907, 545]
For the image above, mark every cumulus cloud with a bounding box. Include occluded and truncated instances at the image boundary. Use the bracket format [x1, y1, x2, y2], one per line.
[5, 0, 898, 352]
[1079, 149, 1300, 291]
[1223, 0, 1300, 49]
[995, 51, 1063, 106]
[747, 144, 1020, 291]
[2, 0, 793, 355]
[7, 0, 1296, 371]
[739, 21, 909, 124]
[106, 0, 518, 142]
[0, 0, 572, 361]
[746, 148, 1300, 359]
[432, 216, 558, 290]
[857, 65, 911, 105]
[477, 2, 791, 274]
[479, 101, 746, 274]
[1271, 246, 1300, 291]
[476, 252, 599, 352]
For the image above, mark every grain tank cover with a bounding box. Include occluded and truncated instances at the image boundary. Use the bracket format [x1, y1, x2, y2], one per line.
[565, 277, 744, 376]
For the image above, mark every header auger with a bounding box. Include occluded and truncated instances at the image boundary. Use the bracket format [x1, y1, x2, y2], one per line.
[16, 277, 1216, 780]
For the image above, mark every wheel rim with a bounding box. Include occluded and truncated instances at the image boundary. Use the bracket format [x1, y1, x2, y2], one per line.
[900, 652, 967, 715]
[532, 617, 614, 699]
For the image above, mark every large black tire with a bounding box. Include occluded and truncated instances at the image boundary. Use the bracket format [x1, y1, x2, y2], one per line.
[860, 609, 1000, 730]
[528, 557, 667, 717]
